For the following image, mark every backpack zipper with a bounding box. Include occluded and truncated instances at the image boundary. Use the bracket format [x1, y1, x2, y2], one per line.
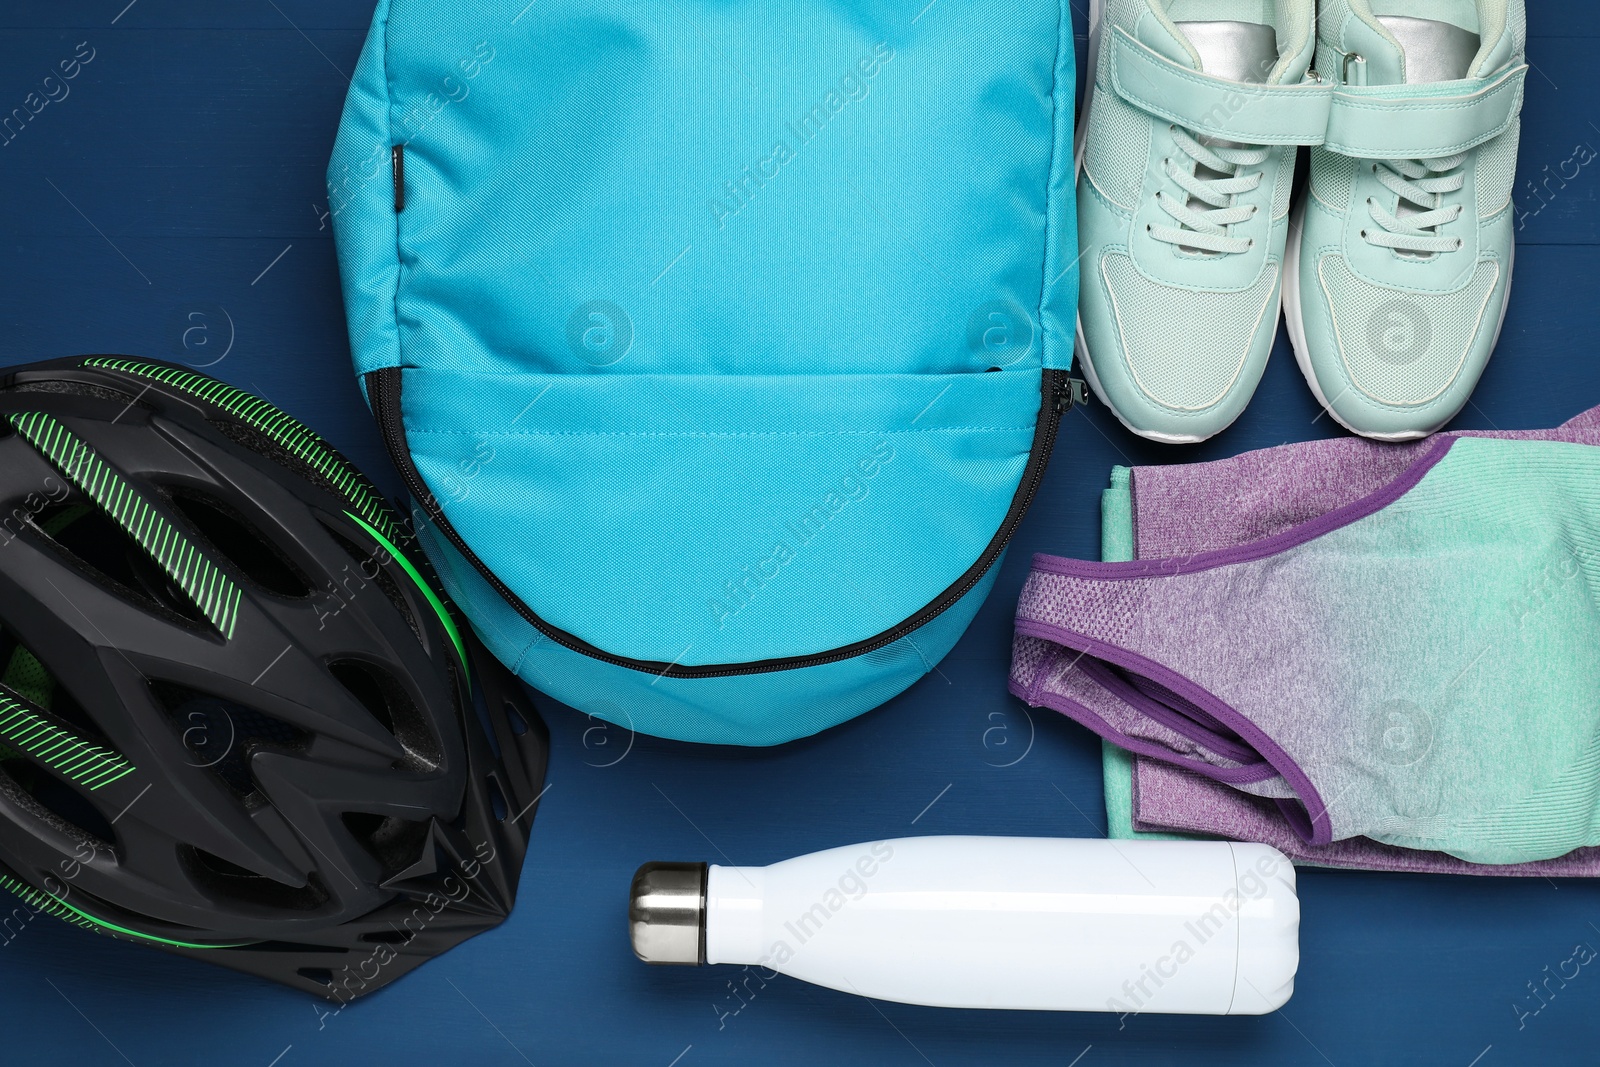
[367, 367, 1078, 679]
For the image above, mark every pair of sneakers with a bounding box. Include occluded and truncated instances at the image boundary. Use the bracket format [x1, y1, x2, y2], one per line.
[1076, 0, 1528, 443]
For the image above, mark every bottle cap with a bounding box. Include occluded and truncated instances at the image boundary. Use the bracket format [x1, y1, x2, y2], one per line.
[629, 861, 707, 965]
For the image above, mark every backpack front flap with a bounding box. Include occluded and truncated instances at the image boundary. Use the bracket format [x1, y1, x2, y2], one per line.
[331, 0, 1078, 744]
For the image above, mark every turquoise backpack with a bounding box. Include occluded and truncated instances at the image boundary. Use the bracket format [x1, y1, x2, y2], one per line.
[329, 0, 1080, 745]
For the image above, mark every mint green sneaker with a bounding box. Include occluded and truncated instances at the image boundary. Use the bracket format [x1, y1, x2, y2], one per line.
[1285, 0, 1527, 441]
[1076, 0, 1329, 444]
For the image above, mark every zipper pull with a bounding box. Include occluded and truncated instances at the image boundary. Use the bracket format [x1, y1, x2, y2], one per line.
[392, 144, 405, 212]
[1056, 377, 1089, 415]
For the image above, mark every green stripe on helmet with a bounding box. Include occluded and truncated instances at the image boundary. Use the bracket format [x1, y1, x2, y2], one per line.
[81, 358, 403, 546]
[0, 691, 135, 791]
[0, 874, 251, 949]
[8, 412, 243, 639]
[343, 510, 470, 684]
[0, 874, 98, 930]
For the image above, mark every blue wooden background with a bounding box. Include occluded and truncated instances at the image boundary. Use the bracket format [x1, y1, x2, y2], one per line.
[1, 2, 1597, 1064]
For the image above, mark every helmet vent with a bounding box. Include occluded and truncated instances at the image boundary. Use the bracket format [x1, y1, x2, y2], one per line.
[182, 846, 330, 911]
[486, 776, 509, 823]
[504, 702, 530, 737]
[188, 847, 260, 879]
[29, 499, 208, 626]
[153, 682, 311, 799]
[328, 660, 395, 735]
[0, 629, 107, 744]
[360, 928, 412, 945]
[0, 633, 135, 814]
[328, 660, 441, 770]
[6, 379, 148, 406]
[341, 811, 431, 875]
[166, 488, 311, 599]
[0, 759, 116, 849]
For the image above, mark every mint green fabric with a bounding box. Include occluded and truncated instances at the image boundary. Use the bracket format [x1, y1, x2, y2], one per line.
[1314, 256, 1501, 406]
[1101, 252, 1279, 411]
[1099, 466, 1200, 844]
[1323, 65, 1527, 159]
[1108, 27, 1333, 145]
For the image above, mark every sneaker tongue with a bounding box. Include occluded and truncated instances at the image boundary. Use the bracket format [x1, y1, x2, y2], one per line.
[1162, 19, 1285, 249]
[1353, 15, 1481, 244]
[1173, 21, 1280, 85]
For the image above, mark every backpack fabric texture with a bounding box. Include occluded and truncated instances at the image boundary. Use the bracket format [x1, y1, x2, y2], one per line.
[330, 0, 1080, 745]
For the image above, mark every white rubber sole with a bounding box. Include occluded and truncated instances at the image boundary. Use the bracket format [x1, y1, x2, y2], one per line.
[1281, 193, 1517, 442]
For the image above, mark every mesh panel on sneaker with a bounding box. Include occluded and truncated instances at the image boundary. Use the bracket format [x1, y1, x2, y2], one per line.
[1311, 147, 1357, 212]
[1105, 0, 1155, 41]
[1102, 252, 1276, 410]
[1315, 0, 1356, 55]
[1476, 123, 1519, 216]
[1320, 0, 1357, 33]
[1319, 255, 1500, 406]
[1505, 0, 1526, 50]
[1273, 0, 1313, 54]
[1084, 93, 1153, 213]
[1472, 0, 1523, 55]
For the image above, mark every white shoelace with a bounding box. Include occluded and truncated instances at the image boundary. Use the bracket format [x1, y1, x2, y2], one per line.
[1147, 126, 1268, 256]
[1361, 154, 1467, 255]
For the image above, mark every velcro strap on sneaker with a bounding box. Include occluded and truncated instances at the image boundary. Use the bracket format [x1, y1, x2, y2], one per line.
[1322, 64, 1527, 159]
[1109, 27, 1333, 145]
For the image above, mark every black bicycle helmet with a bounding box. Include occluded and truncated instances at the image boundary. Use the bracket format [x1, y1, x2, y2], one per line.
[0, 355, 548, 1001]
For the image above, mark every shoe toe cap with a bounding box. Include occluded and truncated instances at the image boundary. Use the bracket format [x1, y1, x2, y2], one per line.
[1305, 254, 1505, 435]
[1081, 253, 1279, 441]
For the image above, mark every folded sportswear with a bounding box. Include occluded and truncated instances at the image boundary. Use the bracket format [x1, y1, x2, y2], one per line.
[1013, 408, 1600, 867]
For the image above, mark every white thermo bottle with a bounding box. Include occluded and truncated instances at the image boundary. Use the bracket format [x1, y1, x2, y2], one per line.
[629, 836, 1298, 1015]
